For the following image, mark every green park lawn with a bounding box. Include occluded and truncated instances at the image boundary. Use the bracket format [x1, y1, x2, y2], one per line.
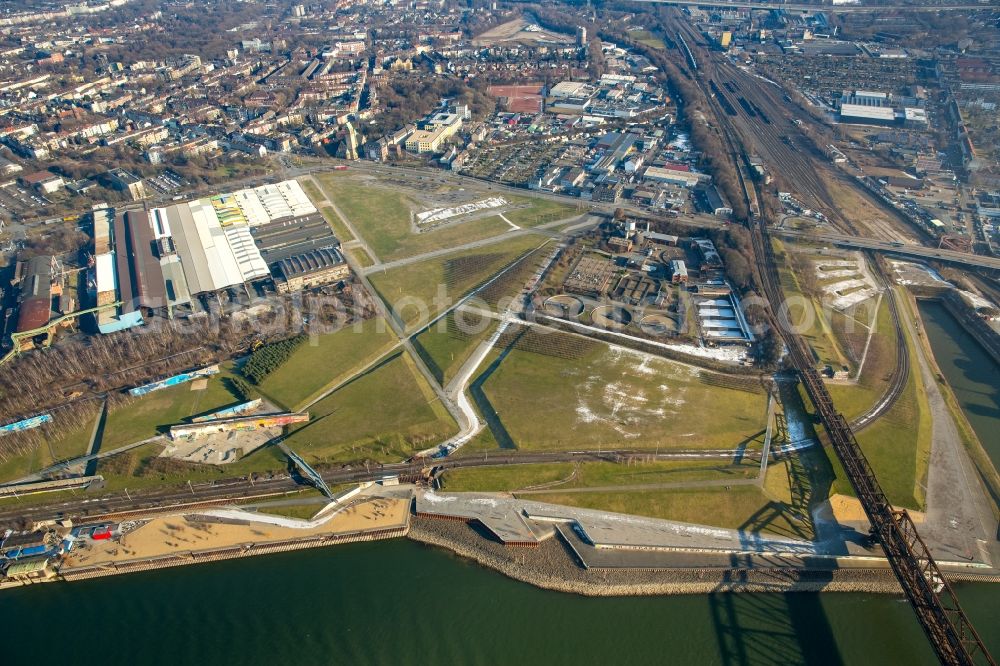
[825, 295, 898, 421]
[627, 29, 666, 49]
[440, 459, 760, 493]
[502, 195, 581, 227]
[101, 367, 244, 450]
[412, 311, 498, 385]
[314, 175, 515, 261]
[527, 485, 806, 537]
[319, 205, 355, 242]
[809, 312, 930, 511]
[0, 408, 103, 483]
[479, 337, 767, 452]
[345, 246, 375, 269]
[369, 235, 543, 332]
[773, 239, 852, 371]
[95, 442, 290, 491]
[254, 318, 397, 411]
[279, 350, 457, 464]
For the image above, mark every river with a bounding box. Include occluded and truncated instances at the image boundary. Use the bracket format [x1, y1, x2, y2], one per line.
[1, 300, 997, 665]
[0, 539, 996, 665]
[917, 299, 1000, 472]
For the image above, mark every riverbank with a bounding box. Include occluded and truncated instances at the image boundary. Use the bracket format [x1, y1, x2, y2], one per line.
[0, 496, 411, 589]
[406, 516, 912, 596]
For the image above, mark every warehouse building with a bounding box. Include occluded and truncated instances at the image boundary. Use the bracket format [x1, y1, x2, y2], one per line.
[838, 91, 928, 128]
[14, 255, 53, 335]
[84, 179, 343, 334]
[274, 246, 349, 293]
[642, 164, 708, 189]
[251, 213, 340, 264]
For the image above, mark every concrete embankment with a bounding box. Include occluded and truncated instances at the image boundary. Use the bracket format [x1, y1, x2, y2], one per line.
[406, 517, 908, 596]
[913, 288, 1000, 366]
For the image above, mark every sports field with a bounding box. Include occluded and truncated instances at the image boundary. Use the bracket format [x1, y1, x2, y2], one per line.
[480, 333, 767, 452]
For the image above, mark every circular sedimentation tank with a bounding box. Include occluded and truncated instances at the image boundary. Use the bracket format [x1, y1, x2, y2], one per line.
[640, 314, 675, 337]
[544, 295, 585, 317]
[591, 305, 633, 329]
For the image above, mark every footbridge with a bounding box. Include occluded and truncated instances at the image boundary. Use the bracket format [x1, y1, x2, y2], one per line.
[280, 444, 335, 499]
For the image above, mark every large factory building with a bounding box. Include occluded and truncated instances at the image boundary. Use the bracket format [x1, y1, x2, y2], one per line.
[86, 179, 346, 334]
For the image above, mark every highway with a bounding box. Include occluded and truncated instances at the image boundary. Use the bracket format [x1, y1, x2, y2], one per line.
[776, 229, 1000, 271]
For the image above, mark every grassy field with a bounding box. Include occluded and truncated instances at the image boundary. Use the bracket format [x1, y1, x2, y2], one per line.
[101, 368, 244, 450]
[527, 485, 807, 537]
[441, 463, 575, 492]
[314, 175, 517, 261]
[254, 502, 326, 520]
[255, 318, 397, 411]
[95, 441, 290, 491]
[479, 337, 767, 452]
[318, 205, 355, 242]
[503, 196, 580, 227]
[627, 29, 666, 49]
[440, 459, 760, 492]
[369, 235, 542, 332]
[413, 311, 498, 385]
[279, 351, 457, 464]
[807, 312, 930, 510]
[345, 246, 374, 269]
[300, 178, 323, 202]
[0, 408, 104, 483]
[826, 295, 898, 421]
[773, 239, 852, 370]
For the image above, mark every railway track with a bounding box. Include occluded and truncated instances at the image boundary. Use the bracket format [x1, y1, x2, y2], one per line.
[665, 15, 994, 663]
[666, 14, 910, 431]
[850, 255, 910, 432]
[0, 449, 753, 526]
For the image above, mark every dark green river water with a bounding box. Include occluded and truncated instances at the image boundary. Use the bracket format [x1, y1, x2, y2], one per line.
[0, 300, 996, 666]
[0, 539, 997, 666]
[918, 299, 1000, 472]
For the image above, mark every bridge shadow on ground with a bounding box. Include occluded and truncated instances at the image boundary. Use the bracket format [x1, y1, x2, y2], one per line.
[709, 380, 853, 666]
[710, 554, 844, 666]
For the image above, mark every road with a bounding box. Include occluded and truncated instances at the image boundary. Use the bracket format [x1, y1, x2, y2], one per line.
[776, 229, 1000, 271]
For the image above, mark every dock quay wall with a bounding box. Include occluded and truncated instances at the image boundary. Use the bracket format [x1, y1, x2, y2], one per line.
[936, 290, 1000, 366]
[406, 517, 996, 596]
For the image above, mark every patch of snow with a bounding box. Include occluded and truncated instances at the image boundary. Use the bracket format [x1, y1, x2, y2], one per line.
[416, 197, 508, 225]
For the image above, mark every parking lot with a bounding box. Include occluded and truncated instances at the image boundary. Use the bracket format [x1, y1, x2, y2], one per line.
[143, 169, 189, 196]
[0, 182, 51, 219]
